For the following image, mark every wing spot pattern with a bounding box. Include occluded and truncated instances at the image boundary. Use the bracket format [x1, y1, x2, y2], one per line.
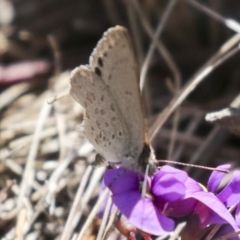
[95, 67, 102, 77]
[94, 108, 99, 114]
[100, 109, 105, 115]
[105, 122, 109, 127]
[98, 57, 103, 67]
[96, 120, 100, 127]
[101, 95, 104, 102]
[110, 104, 115, 112]
[111, 117, 116, 122]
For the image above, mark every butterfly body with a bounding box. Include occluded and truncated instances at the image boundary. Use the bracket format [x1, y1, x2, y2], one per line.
[70, 26, 156, 174]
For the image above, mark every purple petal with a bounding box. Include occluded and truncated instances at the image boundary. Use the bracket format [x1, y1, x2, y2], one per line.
[104, 168, 143, 194]
[217, 171, 240, 207]
[208, 164, 231, 193]
[152, 166, 188, 202]
[165, 198, 197, 217]
[112, 191, 175, 235]
[184, 177, 203, 194]
[213, 225, 239, 240]
[235, 203, 240, 228]
[187, 191, 237, 229]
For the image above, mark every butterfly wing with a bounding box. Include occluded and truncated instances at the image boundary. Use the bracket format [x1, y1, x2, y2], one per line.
[70, 65, 129, 163]
[89, 26, 146, 160]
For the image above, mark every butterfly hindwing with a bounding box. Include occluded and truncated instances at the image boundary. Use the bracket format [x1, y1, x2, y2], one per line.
[70, 65, 129, 163]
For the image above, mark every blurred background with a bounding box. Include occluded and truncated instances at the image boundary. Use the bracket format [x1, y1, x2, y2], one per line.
[1, 0, 240, 239]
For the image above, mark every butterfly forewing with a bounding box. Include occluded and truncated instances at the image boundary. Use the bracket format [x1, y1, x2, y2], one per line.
[89, 26, 146, 160]
[70, 66, 129, 163]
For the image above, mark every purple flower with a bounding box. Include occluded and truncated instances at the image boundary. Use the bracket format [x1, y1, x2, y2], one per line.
[104, 167, 173, 235]
[104, 165, 238, 237]
[208, 164, 240, 228]
[104, 166, 198, 235]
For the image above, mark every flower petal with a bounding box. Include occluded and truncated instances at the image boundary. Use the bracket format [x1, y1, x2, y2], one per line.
[104, 168, 143, 194]
[112, 191, 175, 236]
[217, 170, 240, 207]
[152, 166, 188, 202]
[207, 164, 231, 193]
[235, 203, 240, 228]
[187, 191, 237, 229]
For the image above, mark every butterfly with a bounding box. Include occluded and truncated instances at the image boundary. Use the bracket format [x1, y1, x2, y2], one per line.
[70, 26, 156, 174]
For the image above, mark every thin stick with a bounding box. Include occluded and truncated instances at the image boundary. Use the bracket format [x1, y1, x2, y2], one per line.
[150, 37, 240, 141]
[186, 0, 240, 33]
[16, 101, 52, 238]
[76, 188, 109, 240]
[140, 0, 178, 90]
[102, 206, 118, 240]
[0, 83, 30, 110]
[96, 192, 111, 240]
[60, 166, 93, 240]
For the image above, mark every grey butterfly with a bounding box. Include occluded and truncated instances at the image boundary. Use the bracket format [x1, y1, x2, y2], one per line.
[70, 26, 156, 174]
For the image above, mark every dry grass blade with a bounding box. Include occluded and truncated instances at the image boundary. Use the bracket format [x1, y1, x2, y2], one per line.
[60, 166, 93, 240]
[76, 188, 109, 240]
[150, 38, 240, 140]
[16, 101, 52, 239]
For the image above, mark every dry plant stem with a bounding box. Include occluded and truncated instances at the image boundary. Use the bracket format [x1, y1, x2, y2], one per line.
[172, 113, 202, 160]
[76, 188, 110, 240]
[53, 105, 67, 161]
[3, 159, 23, 175]
[16, 101, 52, 239]
[150, 35, 240, 141]
[102, 206, 118, 240]
[60, 166, 93, 240]
[1, 91, 50, 129]
[130, 0, 181, 92]
[78, 167, 106, 217]
[96, 192, 112, 240]
[168, 222, 186, 240]
[9, 126, 57, 149]
[25, 186, 56, 234]
[186, 0, 240, 33]
[0, 83, 30, 109]
[230, 93, 240, 108]
[205, 224, 221, 240]
[130, 0, 179, 91]
[46, 155, 74, 215]
[184, 126, 221, 172]
[48, 35, 61, 76]
[167, 109, 180, 159]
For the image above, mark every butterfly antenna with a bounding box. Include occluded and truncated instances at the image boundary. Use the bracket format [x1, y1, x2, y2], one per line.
[156, 160, 229, 173]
